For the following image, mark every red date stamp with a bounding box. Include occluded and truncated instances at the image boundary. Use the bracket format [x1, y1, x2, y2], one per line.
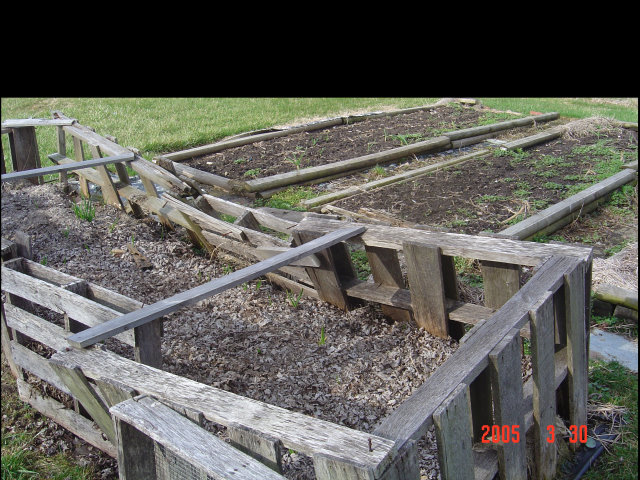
[481, 425, 587, 444]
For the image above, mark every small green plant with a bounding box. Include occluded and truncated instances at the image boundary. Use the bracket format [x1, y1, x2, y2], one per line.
[543, 182, 565, 191]
[318, 325, 327, 346]
[368, 164, 387, 179]
[62, 228, 70, 238]
[234, 157, 247, 164]
[255, 279, 263, 291]
[243, 168, 261, 178]
[108, 218, 119, 233]
[72, 199, 95, 222]
[39, 256, 47, 266]
[222, 264, 233, 275]
[350, 250, 371, 281]
[220, 213, 237, 223]
[285, 148, 306, 170]
[286, 288, 304, 308]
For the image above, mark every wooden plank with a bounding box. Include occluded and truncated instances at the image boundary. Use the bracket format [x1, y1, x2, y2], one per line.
[161, 193, 248, 241]
[442, 112, 559, 141]
[593, 283, 638, 311]
[11, 342, 72, 396]
[53, 111, 190, 193]
[53, 346, 398, 476]
[373, 255, 579, 447]
[3, 302, 70, 351]
[365, 245, 412, 323]
[49, 359, 117, 443]
[67, 226, 365, 348]
[15, 377, 117, 457]
[292, 230, 357, 311]
[87, 143, 125, 210]
[500, 126, 565, 151]
[500, 168, 638, 240]
[2, 118, 75, 128]
[489, 328, 527, 480]
[227, 424, 283, 473]
[254, 246, 321, 267]
[111, 396, 286, 480]
[72, 136, 91, 197]
[529, 291, 557, 480]
[9, 126, 42, 184]
[403, 242, 448, 337]
[296, 217, 593, 266]
[433, 383, 474, 480]
[2, 153, 134, 181]
[1, 265, 135, 346]
[564, 260, 588, 443]
[481, 260, 521, 309]
[244, 136, 452, 193]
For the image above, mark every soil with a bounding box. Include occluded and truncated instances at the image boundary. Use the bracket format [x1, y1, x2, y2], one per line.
[183, 104, 565, 181]
[1, 102, 638, 479]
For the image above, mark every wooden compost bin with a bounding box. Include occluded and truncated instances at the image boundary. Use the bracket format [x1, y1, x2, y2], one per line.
[1, 111, 594, 479]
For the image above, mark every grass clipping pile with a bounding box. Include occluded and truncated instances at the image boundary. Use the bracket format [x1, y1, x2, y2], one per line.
[1, 181, 458, 479]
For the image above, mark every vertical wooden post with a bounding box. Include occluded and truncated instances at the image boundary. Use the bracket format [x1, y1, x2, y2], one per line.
[72, 136, 91, 198]
[403, 242, 448, 338]
[365, 245, 412, 323]
[564, 261, 588, 448]
[481, 260, 521, 309]
[227, 424, 283, 473]
[133, 319, 163, 369]
[469, 368, 493, 443]
[10, 127, 42, 184]
[56, 126, 69, 192]
[433, 383, 475, 480]
[529, 291, 556, 479]
[489, 328, 527, 480]
[113, 414, 158, 479]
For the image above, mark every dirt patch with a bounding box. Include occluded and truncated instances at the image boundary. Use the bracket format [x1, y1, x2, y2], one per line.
[334, 124, 638, 255]
[183, 104, 564, 181]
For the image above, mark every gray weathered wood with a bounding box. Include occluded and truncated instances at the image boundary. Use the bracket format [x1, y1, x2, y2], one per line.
[53, 346, 398, 476]
[296, 217, 593, 266]
[49, 359, 116, 443]
[593, 283, 638, 311]
[3, 302, 70, 351]
[442, 112, 559, 141]
[228, 424, 283, 473]
[529, 291, 557, 479]
[500, 168, 638, 240]
[489, 328, 527, 480]
[244, 136, 452, 192]
[1, 153, 134, 181]
[9, 126, 42, 184]
[2, 118, 75, 128]
[15, 377, 116, 457]
[67, 227, 365, 348]
[365, 245, 412, 323]
[481, 260, 521, 309]
[500, 126, 565, 151]
[433, 383, 474, 480]
[1, 265, 135, 346]
[403, 242, 448, 337]
[564, 261, 588, 443]
[111, 396, 287, 479]
[373, 255, 580, 446]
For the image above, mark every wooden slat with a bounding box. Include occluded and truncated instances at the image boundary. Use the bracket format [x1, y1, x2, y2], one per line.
[2, 118, 75, 128]
[529, 291, 557, 480]
[2, 153, 135, 182]
[227, 424, 283, 473]
[15, 377, 117, 457]
[3, 302, 70, 351]
[366, 245, 412, 323]
[373, 255, 580, 447]
[564, 260, 588, 441]
[489, 328, 527, 480]
[481, 260, 522, 309]
[49, 359, 117, 443]
[433, 383, 474, 480]
[67, 227, 365, 348]
[1, 266, 135, 346]
[52, 346, 398, 476]
[112, 396, 286, 479]
[296, 217, 593, 266]
[403, 242, 448, 337]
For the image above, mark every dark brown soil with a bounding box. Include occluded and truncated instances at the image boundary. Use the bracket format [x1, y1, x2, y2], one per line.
[184, 105, 530, 180]
[335, 128, 638, 254]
